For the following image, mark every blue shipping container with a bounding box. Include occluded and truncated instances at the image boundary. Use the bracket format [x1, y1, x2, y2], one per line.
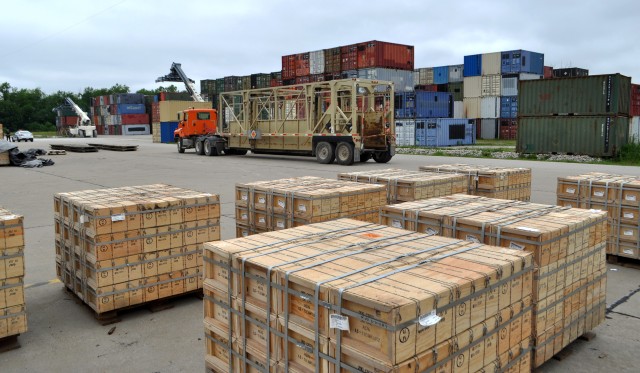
[117, 104, 146, 115]
[433, 66, 449, 84]
[415, 91, 452, 118]
[500, 50, 544, 75]
[160, 121, 179, 143]
[500, 96, 518, 118]
[464, 54, 482, 77]
[415, 118, 475, 147]
[394, 92, 416, 119]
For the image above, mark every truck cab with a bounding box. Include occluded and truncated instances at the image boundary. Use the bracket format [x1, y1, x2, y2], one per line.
[174, 108, 226, 155]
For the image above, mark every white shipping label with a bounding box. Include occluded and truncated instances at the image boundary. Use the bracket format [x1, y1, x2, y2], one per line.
[593, 191, 605, 197]
[241, 194, 248, 201]
[624, 249, 634, 255]
[258, 197, 266, 204]
[330, 314, 350, 331]
[418, 310, 442, 327]
[392, 219, 402, 228]
[425, 228, 438, 236]
[241, 214, 247, 220]
[474, 176, 479, 181]
[624, 230, 634, 236]
[277, 200, 285, 208]
[258, 217, 265, 223]
[277, 221, 285, 228]
[566, 188, 576, 194]
[516, 226, 540, 233]
[624, 213, 635, 219]
[466, 235, 480, 243]
[298, 204, 306, 212]
[111, 214, 125, 222]
[625, 195, 637, 202]
[509, 242, 525, 251]
[589, 209, 603, 213]
[242, 231, 248, 237]
[80, 215, 85, 223]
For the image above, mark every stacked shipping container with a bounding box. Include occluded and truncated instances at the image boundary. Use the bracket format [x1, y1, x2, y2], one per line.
[90, 94, 150, 136]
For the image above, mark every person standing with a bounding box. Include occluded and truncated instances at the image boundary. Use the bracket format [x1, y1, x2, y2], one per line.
[3, 127, 10, 141]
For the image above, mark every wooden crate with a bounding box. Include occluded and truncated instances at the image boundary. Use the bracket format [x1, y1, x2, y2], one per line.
[558, 172, 640, 260]
[379, 194, 608, 367]
[0, 151, 9, 166]
[53, 185, 219, 315]
[234, 177, 386, 237]
[203, 219, 533, 371]
[337, 168, 468, 203]
[0, 208, 26, 339]
[419, 164, 532, 201]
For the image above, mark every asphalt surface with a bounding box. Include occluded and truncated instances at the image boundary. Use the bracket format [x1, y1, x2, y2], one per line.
[0, 136, 639, 372]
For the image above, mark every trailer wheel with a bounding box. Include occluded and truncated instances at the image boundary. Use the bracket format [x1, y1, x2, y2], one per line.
[204, 140, 217, 156]
[359, 153, 372, 162]
[177, 138, 185, 153]
[316, 142, 335, 164]
[195, 140, 205, 155]
[373, 151, 392, 163]
[335, 143, 354, 165]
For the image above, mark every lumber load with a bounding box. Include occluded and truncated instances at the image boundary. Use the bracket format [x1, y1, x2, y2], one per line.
[0, 208, 27, 339]
[203, 219, 534, 372]
[379, 194, 608, 367]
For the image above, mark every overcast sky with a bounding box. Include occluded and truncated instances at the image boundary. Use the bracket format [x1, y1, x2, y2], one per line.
[1, 0, 638, 94]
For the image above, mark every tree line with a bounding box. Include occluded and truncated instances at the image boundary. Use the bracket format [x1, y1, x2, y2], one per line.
[0, 82, 182, 133]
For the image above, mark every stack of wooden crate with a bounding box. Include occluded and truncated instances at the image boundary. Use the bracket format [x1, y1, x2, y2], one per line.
[54, 184, 220, 315]
[0, 208, 27, 339]
[419, 164, 532, 201]
[558, 172, 640, 260]
[379, 194, 608, 367]
[337, 168, 469, 203]
[234, 177, 386, 237]
[203, 218, 535, 372]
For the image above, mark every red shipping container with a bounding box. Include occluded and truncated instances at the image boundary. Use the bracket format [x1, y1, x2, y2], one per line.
[415, 84, 438, 92]
[282, 55, 296, 79]
[631, 84, 640, 116]
[270, 78, 283, 87]
[499, 119, 518, 140]
[121, 114, 150, 125]
[310, 74, 325, 83]
[341, 44, 358, 71]
[295, 75, 310, 85]
[63, 116, 80, 126]
[295, 52, 310, 77]
[324, 72, 341, 82]
[356, 40, 414, 70]
[96, 125, 105, 135]
[543, 66, 554, 79]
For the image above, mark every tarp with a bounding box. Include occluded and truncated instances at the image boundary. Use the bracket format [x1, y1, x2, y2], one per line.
[0, 140, 54, 167]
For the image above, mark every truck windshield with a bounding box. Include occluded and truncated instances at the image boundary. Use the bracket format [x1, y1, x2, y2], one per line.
[197, 112, 211, 120]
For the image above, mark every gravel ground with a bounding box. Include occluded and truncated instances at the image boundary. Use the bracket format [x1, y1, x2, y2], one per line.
[396, 147, 603, 163]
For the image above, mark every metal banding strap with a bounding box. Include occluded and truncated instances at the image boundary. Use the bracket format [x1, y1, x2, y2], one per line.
[91, 271, 200, 297]
[0, 311, 26, 321]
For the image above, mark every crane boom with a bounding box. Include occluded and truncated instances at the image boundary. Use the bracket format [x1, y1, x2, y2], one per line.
[64, 97, 91, 125]
[156, 62, 204, 102]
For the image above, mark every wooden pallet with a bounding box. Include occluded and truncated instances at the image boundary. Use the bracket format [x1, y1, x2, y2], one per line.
[50, 144, 98, 153]
[47, 150, 66, 155]
[550, 332, 597, 362]
[606, 254, 640, 269]
[87, 144, 138, 152]
[64, 286, 203, 325]
[0, 334, 21, 353]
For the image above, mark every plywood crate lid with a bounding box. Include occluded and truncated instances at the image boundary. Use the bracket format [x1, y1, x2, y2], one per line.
[236, 176, 386, 196]
[419, 164, 531, 176]
[338, 169, 467, 185]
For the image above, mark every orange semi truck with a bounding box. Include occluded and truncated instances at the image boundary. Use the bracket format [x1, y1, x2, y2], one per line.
[173, 78, 395, 165]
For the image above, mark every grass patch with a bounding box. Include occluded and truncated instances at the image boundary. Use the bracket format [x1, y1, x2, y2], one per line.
[32, 131, 58, 138]
[475, 139, 516, 147]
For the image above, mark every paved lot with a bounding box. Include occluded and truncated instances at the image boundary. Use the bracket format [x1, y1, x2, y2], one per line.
[1, 136, 639, 372]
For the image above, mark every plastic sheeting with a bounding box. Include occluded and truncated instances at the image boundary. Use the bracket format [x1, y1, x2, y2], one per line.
[0, 141, 54, 167]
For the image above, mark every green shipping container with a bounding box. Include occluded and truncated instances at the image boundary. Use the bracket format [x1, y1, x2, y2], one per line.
[518, 74, 631, 117]
[447, 82, 463, 102]
[516, 116, 629, 157]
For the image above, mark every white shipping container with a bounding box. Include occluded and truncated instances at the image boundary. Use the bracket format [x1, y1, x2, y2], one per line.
[630, 117, 640, 143]
[519, 73, 542, 80]
[310, 50, 325, 75]
[358, 68, 415, 92]
[122, 124, 150, 135]
[480, 119, 498, 139]
[481, 96, 500, 119]
[481, 52, 501, 75]
[395, 119, 415, 146]
[448, 64, 464, 83]
[481, 75, 501, 96]
[416, 68, 434, 85]
[453, 101, 464, 118]
[463, 76, 482, 98]
[502, 77, 518, 96]
[463, 97, 481, 118]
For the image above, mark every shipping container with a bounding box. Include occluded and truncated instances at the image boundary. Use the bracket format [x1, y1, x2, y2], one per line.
[463, 54, 482, 77]
[414, 91, 452, 118]
[481, 52, 501, 75]
[357, 68, 415, 92]
[295, 75, 310, 85]
[159, 101, 212, 122]
[480, 118, 498, 139]
[481, 74, 501, 96]
[323, 72, 341, 81]
[356, 40, 414, 70]
[414, 84, 438, 92]
[630, 117, 640, 143]
[481, 96, 500, 118]
[452, 101, 464, 118]
[309, 49, 325, 75]
[435, 84, 449, 92]
[395, 119, 415, 146]
[631, 84, 640, 116]
[415, 118, 475, 146]
[250, 73, 270, 89]
[160, 121, 179, 143]
[447, 81, 463, 101]
[499, 118, 518, 140]
[464, 97, 481, 118]
[323, 47, 341, 73]
[241, 75, 251, 90]
[215, 78, 225, 93]
[544, 66, 554, 79]
[517, 116, 629, 157]
[500, 96, 518, 118]
[501, 50, 544, 75]
[394, 92, 415, 119]
[341, 69, 358, 79]
[121, 113, 150, 125]
[463, 76, 482, 98]
[415, 67, 434, 85]
[553, 67, 589, 78]
[519, 74, 631, 117]
[341, 44, 358, 71]
[122, 124, 150, 135]
[114, 93, 144, 105]
[270, 71, 283, 87]
[433, 66, 449, 84]
[116, 103, 146, 115]
[502, 73, 541, 96]
[448, 64, 464, 83]
[281, 54, 296, 79]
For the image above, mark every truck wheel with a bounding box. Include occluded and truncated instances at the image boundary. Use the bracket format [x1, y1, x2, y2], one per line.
[335, 143, 354, 165]
[373, 151, 393, 163]
[316, 142, 335, 164]
[177, 138, 185, 153]
[204, 140, 217, 156]
[360, 153, 372, 162]
[195, 140, 205, 155]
